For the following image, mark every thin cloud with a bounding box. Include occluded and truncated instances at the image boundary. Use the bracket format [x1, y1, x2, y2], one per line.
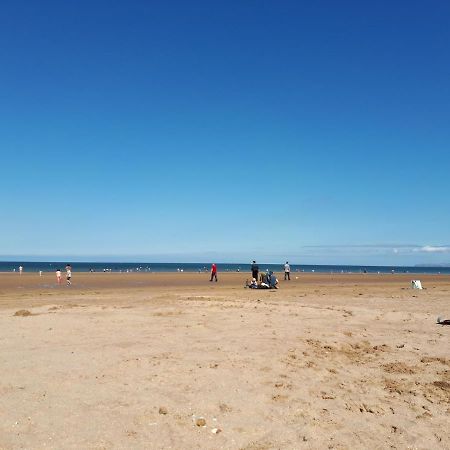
[302, 244, 419, 250]
[414, 245, 450, 253]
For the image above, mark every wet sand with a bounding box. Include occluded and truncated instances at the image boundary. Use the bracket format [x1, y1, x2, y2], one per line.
[0, 273, 449, 449]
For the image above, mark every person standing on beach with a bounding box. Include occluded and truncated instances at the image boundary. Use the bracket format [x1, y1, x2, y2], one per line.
[284, 261, 291, 280]
[65, 264, 72, 285]
[19, 265, 23, 275]
[251, 261, 259, 281]
[210, 263, 218, 282]
[56, 269, 62, 284]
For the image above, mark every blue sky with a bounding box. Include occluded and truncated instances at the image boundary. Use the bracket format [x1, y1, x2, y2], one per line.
[1, 0, 449, 265]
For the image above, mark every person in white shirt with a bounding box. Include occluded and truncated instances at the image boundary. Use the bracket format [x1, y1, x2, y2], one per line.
[284, 261, 290, 280]
[65, 264, 72, 285]
[19, 265, 23, 275]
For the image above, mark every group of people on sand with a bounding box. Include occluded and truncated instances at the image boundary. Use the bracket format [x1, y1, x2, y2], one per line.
[56, 264, 72, 285]
[15, 264, 73, 285]
[248, 260, 285, 289]
[251, 260, 291, 281]
[247, 270, 279, 289]
[209, 260, 293, 289]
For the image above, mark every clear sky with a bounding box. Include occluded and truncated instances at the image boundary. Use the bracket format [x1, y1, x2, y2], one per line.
[1, 0, 449, 265]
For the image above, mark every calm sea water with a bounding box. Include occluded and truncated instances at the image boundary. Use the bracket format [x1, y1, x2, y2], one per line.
[1, 261, 449, 275]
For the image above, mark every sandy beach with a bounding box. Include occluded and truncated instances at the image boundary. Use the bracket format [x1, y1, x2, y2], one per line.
[0, 272, 449, 449]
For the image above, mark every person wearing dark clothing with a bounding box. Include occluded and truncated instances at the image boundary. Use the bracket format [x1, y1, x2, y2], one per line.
[210, 263, 218, 282]
[251, 261, 259, 281]
[268, 271, 279, 289]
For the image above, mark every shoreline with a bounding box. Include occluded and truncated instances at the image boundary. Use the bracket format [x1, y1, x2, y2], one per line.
[1, 272, 449, 309]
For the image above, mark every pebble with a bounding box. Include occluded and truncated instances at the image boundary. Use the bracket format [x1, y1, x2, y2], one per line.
[193, 416, 206, 427]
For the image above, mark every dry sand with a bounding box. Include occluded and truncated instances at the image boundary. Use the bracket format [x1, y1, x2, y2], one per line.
[0, 272, 449, 449]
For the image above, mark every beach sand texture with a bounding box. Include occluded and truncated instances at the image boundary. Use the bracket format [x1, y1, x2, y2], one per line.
[0, 272, 449, 449]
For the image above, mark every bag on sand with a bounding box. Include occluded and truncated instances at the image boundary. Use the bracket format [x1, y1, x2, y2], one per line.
[411, 280, 423, 290]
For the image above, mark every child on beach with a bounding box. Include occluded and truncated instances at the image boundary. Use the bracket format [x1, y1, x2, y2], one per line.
[56, 269, 62, 284]
[65, 264, 72, 285]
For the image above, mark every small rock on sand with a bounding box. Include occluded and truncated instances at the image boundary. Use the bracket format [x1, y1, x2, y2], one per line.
[193, 416, 206, 427]
[158, 407, 168, 415]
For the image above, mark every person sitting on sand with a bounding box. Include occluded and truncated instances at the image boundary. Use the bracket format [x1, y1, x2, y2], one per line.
[260, 270, 269, 284]
[246, 275, 278, 289]
[268, 271, 279, 289]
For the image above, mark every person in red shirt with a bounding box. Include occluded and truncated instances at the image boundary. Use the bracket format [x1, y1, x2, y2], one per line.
[210, 263, 218, 282]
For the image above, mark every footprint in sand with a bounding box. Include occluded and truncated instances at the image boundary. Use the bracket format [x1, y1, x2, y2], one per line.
[219, 403, 232, 413]
[13, 309, 34, 317]
[272, 394, 288, 403]
[382, 362, 418, 374]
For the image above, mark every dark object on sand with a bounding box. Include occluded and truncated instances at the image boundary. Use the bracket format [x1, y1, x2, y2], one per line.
[14, 309, 32, 317]
[436, 317, 450, 325]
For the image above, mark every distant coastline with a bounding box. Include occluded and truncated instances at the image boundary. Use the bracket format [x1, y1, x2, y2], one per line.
[414, 263, 450, 268]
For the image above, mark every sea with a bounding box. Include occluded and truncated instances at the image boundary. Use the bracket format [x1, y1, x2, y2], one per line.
[1, 261, 449, 275]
